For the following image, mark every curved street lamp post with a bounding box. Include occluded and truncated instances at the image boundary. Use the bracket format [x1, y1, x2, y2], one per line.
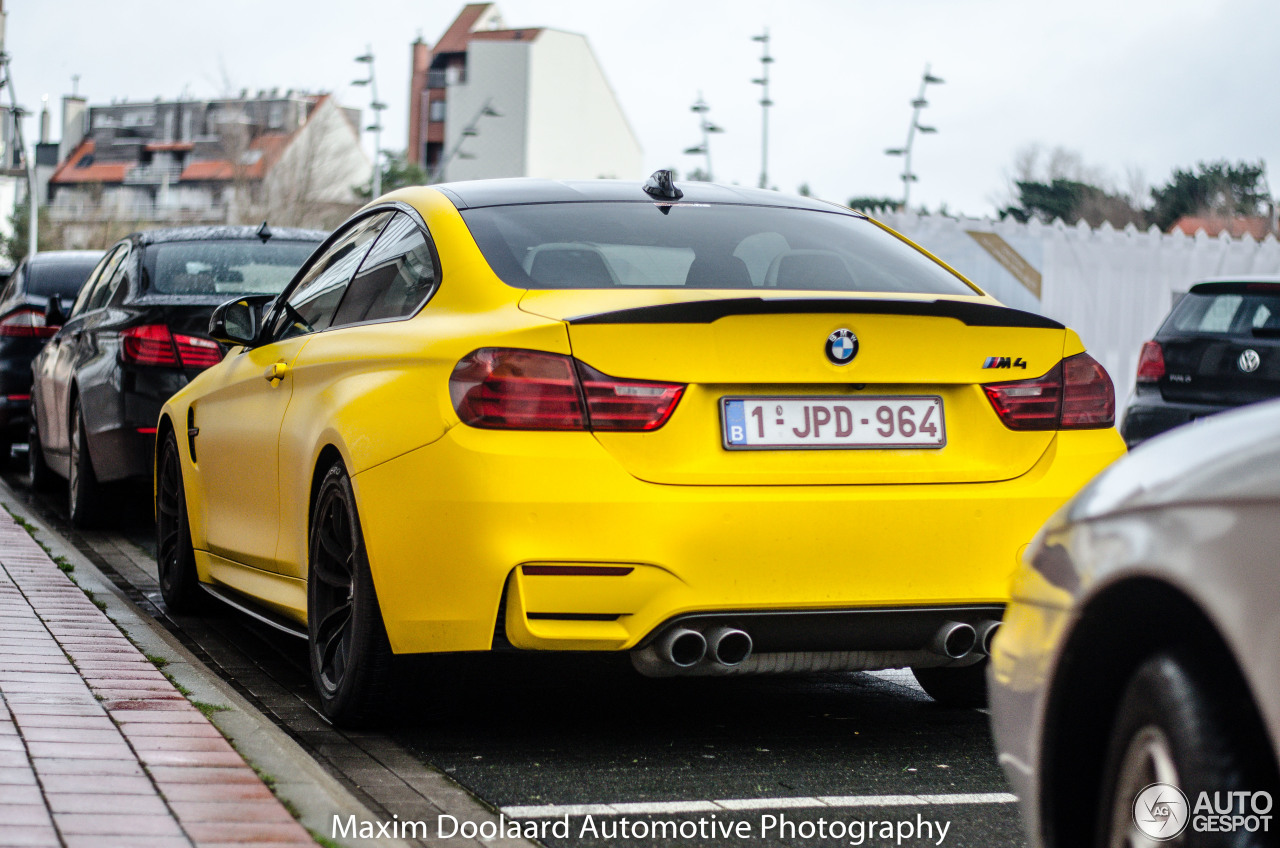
[885, 63, 943, 209]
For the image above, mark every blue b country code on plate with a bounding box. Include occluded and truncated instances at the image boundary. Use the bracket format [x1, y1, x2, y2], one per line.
[722, 396, 946, 450]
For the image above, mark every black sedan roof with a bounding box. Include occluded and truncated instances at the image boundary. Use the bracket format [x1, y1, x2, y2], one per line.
[132, 225, 328, 247]
[434, 178, 858, 215]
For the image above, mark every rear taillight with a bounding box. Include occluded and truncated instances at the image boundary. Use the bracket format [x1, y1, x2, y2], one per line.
[1060, 354, 1116, 428]
[0, 308, 57, 339]
[174, 334, 222, 368]
[121, 325, 222, 370]
[984, 352, 1114, 430]
[450, 348, 685, 432]
[1134, 341, 1165, 383]
[450, 349, 585, 430]
[576, 360, 685, 431]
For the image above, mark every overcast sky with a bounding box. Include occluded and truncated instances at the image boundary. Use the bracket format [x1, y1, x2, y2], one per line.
[9, 0, 1279, 217]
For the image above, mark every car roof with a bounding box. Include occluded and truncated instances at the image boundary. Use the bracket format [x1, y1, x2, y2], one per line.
[432, 178, 857, 215]
[130, 225, 329, 246]
[25, 250, 105, 267]
[1192, 275, 1280, 286]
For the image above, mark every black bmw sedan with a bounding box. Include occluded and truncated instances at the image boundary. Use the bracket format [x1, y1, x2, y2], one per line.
[0, 250, 103, 463]
[29, 225, 324, 524]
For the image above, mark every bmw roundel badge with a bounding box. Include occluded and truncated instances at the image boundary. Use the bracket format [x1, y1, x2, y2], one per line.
[825, 329, 859, 365]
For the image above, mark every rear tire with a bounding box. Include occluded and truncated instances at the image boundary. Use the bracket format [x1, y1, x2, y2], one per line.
[68, 398, 103, 527]
[27, 401, 55, 492]
[155, 430, 207, 614]
[307, 463, 395, 727]
[912, 659, 989, 708]
[1096, 652, 1277, 848]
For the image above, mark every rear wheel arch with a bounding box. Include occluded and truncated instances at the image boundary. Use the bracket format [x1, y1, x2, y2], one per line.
[309, 445, 346, 526]
[155, 413, 177, 466]
[66, 382, 81, 443]
[1040, 578, 1273, 847]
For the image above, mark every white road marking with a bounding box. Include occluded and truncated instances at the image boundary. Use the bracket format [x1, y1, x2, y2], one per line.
[502, 792, 1018, 818]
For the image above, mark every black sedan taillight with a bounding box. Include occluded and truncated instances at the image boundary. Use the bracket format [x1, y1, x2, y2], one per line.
[121, 325, 222, 369]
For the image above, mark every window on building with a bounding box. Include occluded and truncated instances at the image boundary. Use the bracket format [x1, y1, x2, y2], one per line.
[429, 100, 446, 123]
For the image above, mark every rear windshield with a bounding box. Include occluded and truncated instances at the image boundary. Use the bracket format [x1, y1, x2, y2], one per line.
[460, 202, 977, 295]
[27, 257, 102, 297]
[1164, 290, 1280, 335]
[143, 240, 318, 296]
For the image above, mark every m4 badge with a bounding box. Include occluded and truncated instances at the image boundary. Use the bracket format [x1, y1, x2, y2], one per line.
[983, 356, 1027, 370]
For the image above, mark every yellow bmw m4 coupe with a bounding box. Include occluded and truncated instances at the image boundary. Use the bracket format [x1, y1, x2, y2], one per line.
[155, 173, 1125, 724]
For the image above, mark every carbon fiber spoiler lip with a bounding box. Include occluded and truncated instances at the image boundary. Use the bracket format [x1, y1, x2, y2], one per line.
[566, 297, 1065, 329]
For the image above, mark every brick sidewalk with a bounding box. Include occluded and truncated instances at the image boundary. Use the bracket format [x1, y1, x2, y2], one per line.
[0, 511, 318, 848]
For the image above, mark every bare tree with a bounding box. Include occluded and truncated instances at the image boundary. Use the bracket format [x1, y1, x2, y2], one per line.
[247, 98, 368, 229]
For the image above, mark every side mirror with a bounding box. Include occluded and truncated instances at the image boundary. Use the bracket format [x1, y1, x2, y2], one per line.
[209, 294, 275, 347]
[44, 296, 67, 329]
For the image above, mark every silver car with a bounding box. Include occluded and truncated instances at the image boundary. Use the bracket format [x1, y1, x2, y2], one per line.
[990, 399, 1280, 847]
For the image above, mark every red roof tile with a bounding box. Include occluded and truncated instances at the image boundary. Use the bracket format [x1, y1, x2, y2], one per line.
[180, 132, 292, 183]
[1172, 215, 1273, 240]
[435, 3, 493, 54]
[49, 140, 130, 185]
[179, 160, 234, 181]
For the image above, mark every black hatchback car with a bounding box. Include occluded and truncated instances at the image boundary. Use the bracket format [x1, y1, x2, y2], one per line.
[0, 250, 104, 462]
[1121, 277, 1280, 446]
[29, 225, 325, 524]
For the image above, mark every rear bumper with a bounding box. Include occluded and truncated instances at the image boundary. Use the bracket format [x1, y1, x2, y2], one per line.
[0, 394, 29, 443]
[0, 342, 40, 442]
[83, 366, 191, 483]
[1120, 387, 1231, 447]
[353, 425, 1125, 655]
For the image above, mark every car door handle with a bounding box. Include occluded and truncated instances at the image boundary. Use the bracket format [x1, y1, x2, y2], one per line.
[264, 362, 290, 382]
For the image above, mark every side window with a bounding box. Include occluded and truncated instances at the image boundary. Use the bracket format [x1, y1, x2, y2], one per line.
[331, 213, 438, 327]
[71, 246, 126, 318]
[271, 212, 390, 341]
[93, 251, 132, 310]
[0, 262, 21, 301]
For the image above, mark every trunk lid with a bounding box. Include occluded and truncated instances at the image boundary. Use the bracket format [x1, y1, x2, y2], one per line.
[521, 290, 1069, 486]
[1154, 283, 1280, 406]
[1157, 334, 1280, 406]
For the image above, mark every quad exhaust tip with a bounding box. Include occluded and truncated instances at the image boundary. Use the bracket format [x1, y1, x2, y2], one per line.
[707, 627, 753, 666]
[931, 621, 977, 659]
[977, 620, 1001, 656]
[658, 627, 707, 668]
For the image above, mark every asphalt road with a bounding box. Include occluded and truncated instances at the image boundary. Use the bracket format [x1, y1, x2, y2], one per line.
[1, 456, 1028, 848]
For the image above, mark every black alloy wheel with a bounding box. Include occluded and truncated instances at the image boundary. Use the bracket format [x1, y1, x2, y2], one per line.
[155, 430, 207, 613]
[911, 659, 989, 708]
[27, 400, 54, 491]
[68, 398, 103, 526]
[307, 463, 394, 726]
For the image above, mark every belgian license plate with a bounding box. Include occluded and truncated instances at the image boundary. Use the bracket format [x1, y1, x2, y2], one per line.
[721, 396, 946, 450]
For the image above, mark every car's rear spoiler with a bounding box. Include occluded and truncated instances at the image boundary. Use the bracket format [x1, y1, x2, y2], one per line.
[567, 297, 1064, 329]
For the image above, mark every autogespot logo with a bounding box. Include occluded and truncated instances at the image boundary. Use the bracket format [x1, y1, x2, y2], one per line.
[1134, 783, 1190, 841]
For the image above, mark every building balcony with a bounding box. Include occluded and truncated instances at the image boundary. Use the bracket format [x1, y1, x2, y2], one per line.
[122, 165, 184, 186]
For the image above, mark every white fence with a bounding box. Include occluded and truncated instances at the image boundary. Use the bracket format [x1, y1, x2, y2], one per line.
[870, 210, 1280, 405]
